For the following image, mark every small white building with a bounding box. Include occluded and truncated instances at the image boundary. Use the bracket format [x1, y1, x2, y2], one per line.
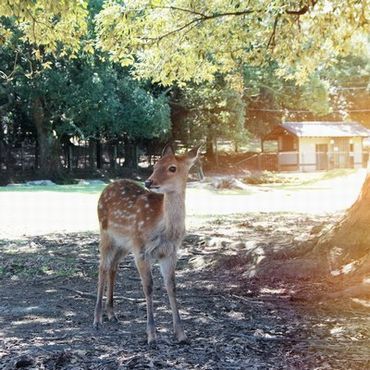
[263, 121, 370, 172]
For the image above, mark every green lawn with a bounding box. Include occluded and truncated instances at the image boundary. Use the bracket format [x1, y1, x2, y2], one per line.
[0, 169, 366, 239]
[0, 183, 107, 194]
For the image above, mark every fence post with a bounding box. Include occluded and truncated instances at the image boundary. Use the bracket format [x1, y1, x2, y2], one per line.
[68, 145, 73, 172]
[35, 140, 39, 170]
[21, 142, 24, 172]
[96, 140, 102, 169]
[258, 153, 262, 171]
[111, 145, 117, 169]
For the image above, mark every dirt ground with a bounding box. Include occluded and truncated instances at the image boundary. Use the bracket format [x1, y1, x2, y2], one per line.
[1, 212, 369, 369]
[1, 170, 369, 369]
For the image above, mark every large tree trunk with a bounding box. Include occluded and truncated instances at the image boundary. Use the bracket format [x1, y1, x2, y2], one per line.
[248, 169, 370, 298]
[315, 172, 370, 281]
[32, 97, 61, 178]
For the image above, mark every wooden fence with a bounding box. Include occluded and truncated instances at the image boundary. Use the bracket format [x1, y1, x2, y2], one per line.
[0, 140, 151, 175]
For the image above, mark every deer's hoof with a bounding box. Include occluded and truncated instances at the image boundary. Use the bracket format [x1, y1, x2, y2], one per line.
[177, 333, 189, 345]
[147, 338, 157, 349]
[107, 314, 118, 322]
[93, 321, 102, 330]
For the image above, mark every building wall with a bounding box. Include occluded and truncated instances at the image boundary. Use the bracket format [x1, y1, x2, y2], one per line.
[298, 137, 328, 171]
[296, 137, 364, 171]
[352, 137, 363, 168]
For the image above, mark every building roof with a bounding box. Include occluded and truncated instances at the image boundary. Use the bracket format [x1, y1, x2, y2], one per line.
[263, 121, 370, 141]
[281, 121, 370, 138]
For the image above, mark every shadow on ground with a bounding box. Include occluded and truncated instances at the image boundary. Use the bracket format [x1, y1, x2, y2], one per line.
[0, 215, 369, 369]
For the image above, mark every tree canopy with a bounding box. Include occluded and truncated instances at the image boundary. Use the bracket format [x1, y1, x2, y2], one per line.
[2, 1, 369, 87]
[96, 0, 370, 86]
[0, 0, 88, 57]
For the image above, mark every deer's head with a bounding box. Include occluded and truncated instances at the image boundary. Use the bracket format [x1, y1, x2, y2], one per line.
[144, 144, 201, 193]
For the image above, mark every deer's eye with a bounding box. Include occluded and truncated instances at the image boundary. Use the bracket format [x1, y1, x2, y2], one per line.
[168, 165, 177, 173]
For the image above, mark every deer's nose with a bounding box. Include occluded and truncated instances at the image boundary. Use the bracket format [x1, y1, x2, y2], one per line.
[144, 179, 153, 189]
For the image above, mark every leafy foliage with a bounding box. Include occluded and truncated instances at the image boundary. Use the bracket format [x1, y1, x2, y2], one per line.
[0, 0, 88, 57]
[0, 5, 171, 175]
[178, 80, 247, 146]
[115, 77, 171, 139]
[244, 64, 332, 136]
[95, 0, 370, 85]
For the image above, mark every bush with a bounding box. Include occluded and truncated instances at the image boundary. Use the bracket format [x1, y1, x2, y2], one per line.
[242, 171, 294, 185]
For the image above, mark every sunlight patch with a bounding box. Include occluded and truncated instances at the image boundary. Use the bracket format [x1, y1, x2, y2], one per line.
[331, 261, 358, 276]
[351, 298, 370, 308]
[12, 317, 58, 326]
[260, 288, 287, 295]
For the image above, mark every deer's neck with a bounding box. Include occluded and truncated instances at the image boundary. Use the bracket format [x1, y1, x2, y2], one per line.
[162, 190, 186, 240]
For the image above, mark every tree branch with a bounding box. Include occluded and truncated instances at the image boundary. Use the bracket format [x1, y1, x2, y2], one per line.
[154, 6, 208, 18]
[143, 8, 254, 43]
[152, 6, 255, 19]
[144, 17, 202, 43]
[286, 0, 318, 15]
[267, 15, 281, 49]
[143, 2, 318, 44]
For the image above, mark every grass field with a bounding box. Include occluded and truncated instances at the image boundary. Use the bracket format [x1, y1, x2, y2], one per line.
[0, 169, 366, 239]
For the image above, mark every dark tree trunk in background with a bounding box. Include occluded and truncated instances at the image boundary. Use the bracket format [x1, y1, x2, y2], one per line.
[206, 134, 215, 159]
[6, 144, 16, 175]
[31, 97, 61, 178]
[35, 140, 39, 169]
[89, 140, 96, 169]
[67, 145, 73, 172]
[96, 139, 102, 169]
[206, 136, 219, 166]
[110, 144, 117, 169]
[123, 138, 138, 169]
[205, 124, 220, 166]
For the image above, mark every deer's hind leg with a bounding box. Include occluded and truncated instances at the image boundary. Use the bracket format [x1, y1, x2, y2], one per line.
[106, 247, 128, 322]
[94, 232, 126, 328]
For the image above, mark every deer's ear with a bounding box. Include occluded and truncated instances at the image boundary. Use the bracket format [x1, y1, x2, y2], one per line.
[186, 145, 202, 165]
[161, 143, 175, 157]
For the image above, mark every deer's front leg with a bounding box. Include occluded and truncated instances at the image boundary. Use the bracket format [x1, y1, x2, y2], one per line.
[135, 254, 156, 345]
[159, 254, 188, 343]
